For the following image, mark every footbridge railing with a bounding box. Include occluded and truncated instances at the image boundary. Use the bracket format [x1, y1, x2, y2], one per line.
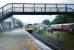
[0, 3, 74, 21]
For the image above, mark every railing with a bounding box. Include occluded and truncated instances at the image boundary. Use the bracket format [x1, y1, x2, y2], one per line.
[0, 3, 74, 17]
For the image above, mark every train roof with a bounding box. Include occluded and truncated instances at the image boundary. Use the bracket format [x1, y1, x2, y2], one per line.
[51, 23, 74, 25]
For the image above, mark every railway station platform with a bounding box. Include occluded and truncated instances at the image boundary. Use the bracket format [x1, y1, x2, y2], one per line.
[1, 29, 52, 50]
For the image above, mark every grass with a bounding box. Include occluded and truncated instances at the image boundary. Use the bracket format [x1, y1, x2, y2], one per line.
[33, 27, 74, 50]
[45, 31, 74, 50]
[34, 29, 74, 50]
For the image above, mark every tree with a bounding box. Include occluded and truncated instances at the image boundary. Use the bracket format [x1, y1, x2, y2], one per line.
[13, 18, 24, 28]
[52, 15, 74, 24]
[42, 19, 50, 25]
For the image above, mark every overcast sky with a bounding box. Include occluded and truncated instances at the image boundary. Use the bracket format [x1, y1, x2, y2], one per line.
[13, 15, 56, 24]
[0, 0, 73, 24]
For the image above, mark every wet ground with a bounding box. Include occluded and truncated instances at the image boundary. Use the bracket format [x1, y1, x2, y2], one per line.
[0, 29, 43, 50]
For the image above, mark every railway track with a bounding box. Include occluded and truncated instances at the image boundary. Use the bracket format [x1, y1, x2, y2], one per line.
[30, 33, 63, 50]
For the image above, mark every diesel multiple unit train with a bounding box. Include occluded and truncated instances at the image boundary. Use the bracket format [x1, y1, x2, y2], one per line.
[50, 23, 74, 32]
[25, 24, 33, 33]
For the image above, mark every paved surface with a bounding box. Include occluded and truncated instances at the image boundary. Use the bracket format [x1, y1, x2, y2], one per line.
[0, 29, 52, 50]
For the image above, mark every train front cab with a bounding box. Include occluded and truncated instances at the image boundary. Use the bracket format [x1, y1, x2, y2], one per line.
[26, 24, 33, 33]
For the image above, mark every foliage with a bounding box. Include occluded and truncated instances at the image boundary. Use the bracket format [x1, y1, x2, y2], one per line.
[14, 18, 24, 27]
[42, 19, 51, 25]
[52, 15, 74, 24]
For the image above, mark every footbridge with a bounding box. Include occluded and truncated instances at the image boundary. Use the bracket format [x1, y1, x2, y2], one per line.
[0, 3, 74, 22]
